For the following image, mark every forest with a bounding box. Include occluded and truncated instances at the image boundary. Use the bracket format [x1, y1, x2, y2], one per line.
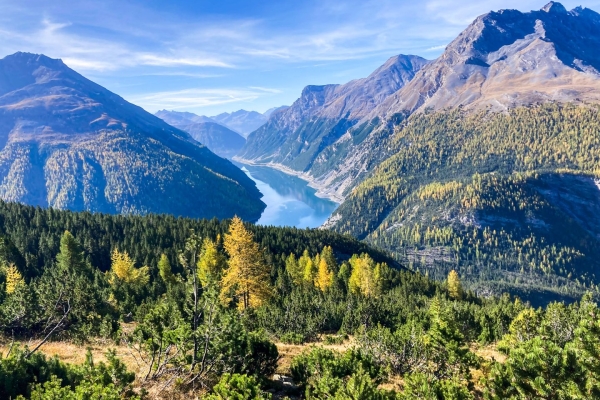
[0, 202, 598, 398]
[329, 104, 600, 303]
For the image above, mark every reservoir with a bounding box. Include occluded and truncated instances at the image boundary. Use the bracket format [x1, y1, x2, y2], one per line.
[238, 164, 338, 228]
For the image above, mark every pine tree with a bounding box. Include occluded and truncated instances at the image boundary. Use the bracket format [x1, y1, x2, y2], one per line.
[221, 217, 272, 310]
[447, 270, 463, 300]
[4, 263, 24, 295]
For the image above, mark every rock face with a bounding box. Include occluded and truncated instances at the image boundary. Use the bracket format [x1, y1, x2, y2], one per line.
[371, 2, 600, 117]
[0, 52, 265, 220]
[211, 110, 269, 138]
[155, 110, 245, 159]
[236, 55, 428, 173]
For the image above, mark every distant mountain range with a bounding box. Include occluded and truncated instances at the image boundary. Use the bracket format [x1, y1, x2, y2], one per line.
[236, 2, 600, 302]
[0, 52, 265, 220]
[154, 107, 289, 157]
[155, 110, 245, 159]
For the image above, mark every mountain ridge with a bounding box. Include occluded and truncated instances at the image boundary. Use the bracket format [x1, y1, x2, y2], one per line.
[0, 52, 265, 220]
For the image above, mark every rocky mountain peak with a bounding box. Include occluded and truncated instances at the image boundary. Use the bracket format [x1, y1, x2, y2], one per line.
[369, 2, 600, 116]
[541, 1, 567, 14]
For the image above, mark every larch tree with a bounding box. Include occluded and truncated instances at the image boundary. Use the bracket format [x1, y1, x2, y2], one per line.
[109, 249, 149, 288]
[198, 238, 225, 287]
[315, 257, 333, 292]
[447, 270, 463, 300]
[348, 253, 384, 297]
[158, 253, 176, 286]
[221, 216, 272, 310]
[299, 250, 316, 284]
[4, 263, 24, 295]
[285, 253, 303, 285]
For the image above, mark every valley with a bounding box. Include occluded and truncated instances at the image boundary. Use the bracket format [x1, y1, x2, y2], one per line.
[0, 1, 600, 398]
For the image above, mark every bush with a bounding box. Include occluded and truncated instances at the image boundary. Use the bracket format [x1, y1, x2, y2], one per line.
[290, 347, 384, 389]
[323, 334, 347, 345]
[204, 373, 272, 400]
[241, 332, 279, 378]
[280, 332, 305, 345]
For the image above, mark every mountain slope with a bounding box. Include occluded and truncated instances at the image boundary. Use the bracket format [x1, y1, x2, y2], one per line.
[211, 109, 269, 137]
[236, 54, 428, 176]
[320, 3, 600, 301]
[0, 52, 265, 220]
[155, 110, 246, 159]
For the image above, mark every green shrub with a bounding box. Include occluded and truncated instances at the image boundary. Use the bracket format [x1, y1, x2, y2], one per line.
[280, 332, 305, 345]
[204, 373, 272, 400]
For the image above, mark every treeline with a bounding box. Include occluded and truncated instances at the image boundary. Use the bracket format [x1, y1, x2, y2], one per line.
[0, 200, 394, 281]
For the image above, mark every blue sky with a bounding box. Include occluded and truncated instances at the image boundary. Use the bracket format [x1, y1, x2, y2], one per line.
[1, 0, 599, 116]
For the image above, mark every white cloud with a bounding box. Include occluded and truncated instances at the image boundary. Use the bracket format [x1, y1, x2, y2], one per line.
[128, 87, 282, 111]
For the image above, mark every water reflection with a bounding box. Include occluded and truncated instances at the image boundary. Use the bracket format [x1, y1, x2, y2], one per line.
[236, 163, 338, 228]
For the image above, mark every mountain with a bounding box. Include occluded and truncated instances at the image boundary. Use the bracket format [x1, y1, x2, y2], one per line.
[155, 110, 245, 159]
[322, 3, 600, 302]
[263, 106, 289, 118]
[369, 1, 600, 118]
[235, 54, 429, 182]
[155, 109, 215, 125]
[211, 109, 269, 138]
[0, 52, 265, 220]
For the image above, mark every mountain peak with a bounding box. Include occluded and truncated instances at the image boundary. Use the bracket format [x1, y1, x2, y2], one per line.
[541, 1, 567, 14]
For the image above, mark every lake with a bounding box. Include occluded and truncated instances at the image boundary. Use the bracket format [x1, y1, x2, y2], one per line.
[236, 163, 339, 228]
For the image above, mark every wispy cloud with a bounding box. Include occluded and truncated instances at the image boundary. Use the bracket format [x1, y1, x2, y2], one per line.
[129, 87, 282, 110]
[425, 45, 447, 52]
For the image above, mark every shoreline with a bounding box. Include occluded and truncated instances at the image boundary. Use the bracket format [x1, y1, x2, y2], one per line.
[232, 156, 345, 204]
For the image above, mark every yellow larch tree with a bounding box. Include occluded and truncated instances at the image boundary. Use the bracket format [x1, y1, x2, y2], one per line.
[285, 253, 303, 285]
[4, 263, 24, 294]
[109, 249, 149, 288]
[299, 250, 316, 284]
[447, 269, 463, 300]
[221, 216, 272, 310]
[315, 256, 333, 292]
[198, 238, 225, 287]
[348, 253, 385, 297]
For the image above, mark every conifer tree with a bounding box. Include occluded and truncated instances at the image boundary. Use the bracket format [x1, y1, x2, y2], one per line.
[198, 238, 225, 287]
[447, 270, 463, 300]
[221, 217, 272, 310]
[109, 249, 149, 288]
[299, 250, 316, 284]
[285, 253, 303, 285]
[4, 263, 24, 295]
[315, 257, 333, 292]
[348, 254, 378, 297]
[158, 254, 176, 286]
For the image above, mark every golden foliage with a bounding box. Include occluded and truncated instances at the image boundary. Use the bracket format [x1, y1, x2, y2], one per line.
[4, 263, 24, 294]
[315, 257, 334, 292]
[221, 216, 272, 310]
[198, 238, 225, 287]
[109, 249, 149, 287]
[348, 253, 383, 297]
[447, 270, 462, 300]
